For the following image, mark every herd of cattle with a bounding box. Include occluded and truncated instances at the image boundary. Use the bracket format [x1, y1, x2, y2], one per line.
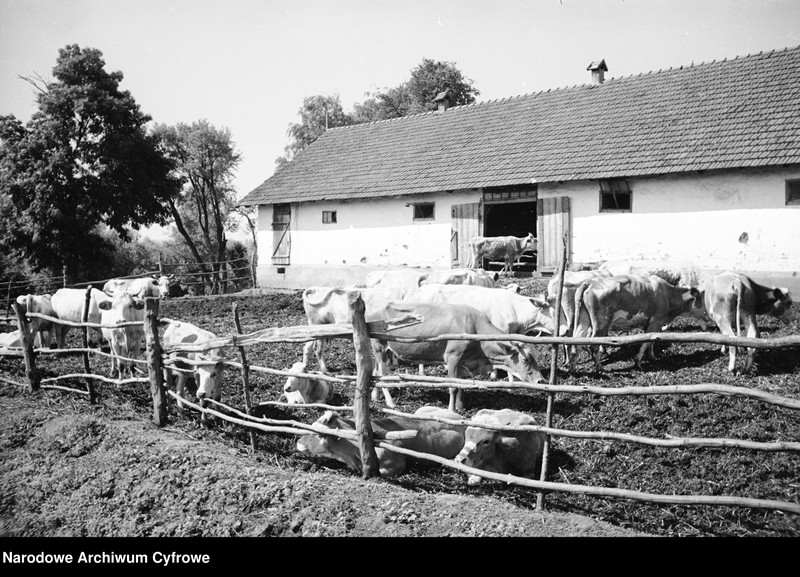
[1, 236, 797, 483]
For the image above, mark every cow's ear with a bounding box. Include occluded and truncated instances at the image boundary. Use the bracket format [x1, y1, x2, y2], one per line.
[773, 288, 784, 300]
[496, 436, 521, 454]
[98, 301, 112, 310]
[133, 299, 145, 309]
[530, 295, 550, 309]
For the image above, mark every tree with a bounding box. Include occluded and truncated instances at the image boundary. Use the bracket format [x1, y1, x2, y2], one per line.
[0, 45, 179, 281]
[152, 119, 242, 294]
[276, 94, 352, 169]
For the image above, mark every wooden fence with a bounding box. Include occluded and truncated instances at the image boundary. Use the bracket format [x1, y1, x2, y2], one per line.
[2, 286, 800, 518]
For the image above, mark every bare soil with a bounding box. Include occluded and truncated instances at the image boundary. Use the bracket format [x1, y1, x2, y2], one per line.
[1, 279, 799, 538]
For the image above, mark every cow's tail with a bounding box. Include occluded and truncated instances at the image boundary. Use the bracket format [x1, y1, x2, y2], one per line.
[733, 278, 743, 340]
[302, 286, 336, 308]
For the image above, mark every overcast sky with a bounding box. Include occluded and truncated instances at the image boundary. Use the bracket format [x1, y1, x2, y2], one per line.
[2, 0, 799, 201]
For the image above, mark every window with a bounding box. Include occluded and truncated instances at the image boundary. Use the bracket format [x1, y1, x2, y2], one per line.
[786, 180, 800, 206]
[599, 180, 632, 212]
[484, 184, 537, 201]
[322, 210, 337, 223]
[412, 202, 435, 221]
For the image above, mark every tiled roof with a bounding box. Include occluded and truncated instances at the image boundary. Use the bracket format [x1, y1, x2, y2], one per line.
[240, 46, 800, 206]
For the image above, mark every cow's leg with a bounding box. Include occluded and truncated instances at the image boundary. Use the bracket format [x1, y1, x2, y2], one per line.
[446, 357, 465, 412]
[369, 340, 395, 407]
[742, 315, 759, 373]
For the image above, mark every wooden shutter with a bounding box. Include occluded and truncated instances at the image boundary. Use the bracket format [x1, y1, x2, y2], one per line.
[536, 197, 571, 272]
[450, 202, 481, 267]
[272, 204, 291, 265]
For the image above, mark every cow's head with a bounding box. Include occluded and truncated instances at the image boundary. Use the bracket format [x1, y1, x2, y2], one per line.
[770, 288, 795, 323]
[194, 351, 225, 402]
[511, 343, 545, 383]
[283, 362, 309, 395]
[297, 411, 361, 471]
[455, 427, 500, 484]
[98, 292, 145, 324]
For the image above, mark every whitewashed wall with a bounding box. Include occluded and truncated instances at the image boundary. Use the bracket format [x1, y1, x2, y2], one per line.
[256, 190, 481, 269]
[538, 167, 800, 272]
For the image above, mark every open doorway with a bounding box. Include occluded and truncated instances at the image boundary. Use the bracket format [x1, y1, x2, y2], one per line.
[482, 200, 538, 272]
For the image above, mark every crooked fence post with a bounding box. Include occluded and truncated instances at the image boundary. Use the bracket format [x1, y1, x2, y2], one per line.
[13, 301, 39, 392]
[537, 232, 568, 511]
[233, 302, 257, 452]
[82, 285, 96, 404]
[144, 298, 167, 427]
[348, 290, 379, 478]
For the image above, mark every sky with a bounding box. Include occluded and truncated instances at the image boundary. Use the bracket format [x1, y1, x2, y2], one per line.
[2, 0, 800, 204]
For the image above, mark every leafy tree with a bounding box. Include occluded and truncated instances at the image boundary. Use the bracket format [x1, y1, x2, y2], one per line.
[152, 119, 242, 294]
[277, 59, 479, 166]
[276, 95, 351, 169]
[0, 45, 179, 282]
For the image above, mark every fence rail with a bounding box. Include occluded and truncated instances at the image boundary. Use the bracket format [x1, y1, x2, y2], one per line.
[2, 288, 799, 520]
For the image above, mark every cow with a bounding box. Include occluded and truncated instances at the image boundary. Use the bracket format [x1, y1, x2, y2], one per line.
[417, 268, 499, 288]
[364, 269, 426, 288]
[103, 275, 173, 299]
[98, 291, 145, 379]
[50, 287, 111, 347]
[454, 408, 546, 485]
[282, 361, 334, 404]
[0, 330, 22, 351]
[301, 285, 408, 378]
[367, 301, 545, 411]
[403, 284, 553, 337]
[15, 294, 57, 348]
[701, 271, 795, 373]
[296, 406, 466, 477]
[161, 320, 226, 408]
[469, 233, 536, 273]
[571, 274, 702, 372]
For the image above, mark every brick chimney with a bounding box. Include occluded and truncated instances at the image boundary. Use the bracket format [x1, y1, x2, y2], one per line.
[587, 60, 608, 85]
[433, 89, 452, 112]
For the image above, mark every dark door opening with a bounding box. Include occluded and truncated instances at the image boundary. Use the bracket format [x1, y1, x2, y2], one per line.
[482, 201, 538, 272]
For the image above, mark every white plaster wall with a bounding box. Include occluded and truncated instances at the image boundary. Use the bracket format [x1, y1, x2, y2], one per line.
[255, 190, 481, 269]
[539, 168, 800, 272]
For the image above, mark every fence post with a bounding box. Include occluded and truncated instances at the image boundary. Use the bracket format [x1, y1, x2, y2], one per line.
[537, 233, 568, 511]
[158, 253, 164, 276]
[250, 254, 257, 289]
[144, 297, 167, 427]
[13, 302, 40, 392]
[82, 285, 97, 404]
[62, 265, 68, 288]
[233, 302, 257, 452]
[348, 290, 379, 478]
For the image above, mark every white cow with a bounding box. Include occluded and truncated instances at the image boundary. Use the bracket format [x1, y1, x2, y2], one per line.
[417, 268, 498, 288]
[469, 233, 536, 273]
[282, 361, 334, 404]
[162, 320, 226, 408]
[98, 291, 145, 379]
[301, 286, 408, 378]
[103, 275, 173, 298]
[0, 330, 22, 351]
[403, 284, 553, 336]
[50, 287, 110, 347]
[15, 294, 57, 348]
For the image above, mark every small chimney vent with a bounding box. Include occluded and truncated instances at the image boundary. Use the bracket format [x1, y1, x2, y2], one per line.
[433, 89, 452, 112]
[587, 60, 608, 85]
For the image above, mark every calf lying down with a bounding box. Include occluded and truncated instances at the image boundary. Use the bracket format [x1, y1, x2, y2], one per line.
[296, 406, 465, 477]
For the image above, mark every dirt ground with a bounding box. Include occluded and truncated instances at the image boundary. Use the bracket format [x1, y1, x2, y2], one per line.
[0, 390, 646, 538]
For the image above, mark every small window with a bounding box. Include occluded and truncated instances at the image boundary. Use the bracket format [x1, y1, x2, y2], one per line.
[786, 180, 800, 206]
[412, 202, 435, 221]
[599, 180, 632, 212]
[322, 210, 337, 223]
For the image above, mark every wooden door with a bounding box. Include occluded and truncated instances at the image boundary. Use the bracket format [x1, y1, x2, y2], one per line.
[271, 204, 291, 265]
[451, 202, 481, 267]
[536, 197, 571, 272]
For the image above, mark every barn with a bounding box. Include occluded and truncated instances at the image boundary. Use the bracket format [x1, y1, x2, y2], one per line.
[239, 46, 800, 291]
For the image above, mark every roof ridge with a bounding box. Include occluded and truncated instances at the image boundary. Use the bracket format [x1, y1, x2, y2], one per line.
[328, 44, 800, 132]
